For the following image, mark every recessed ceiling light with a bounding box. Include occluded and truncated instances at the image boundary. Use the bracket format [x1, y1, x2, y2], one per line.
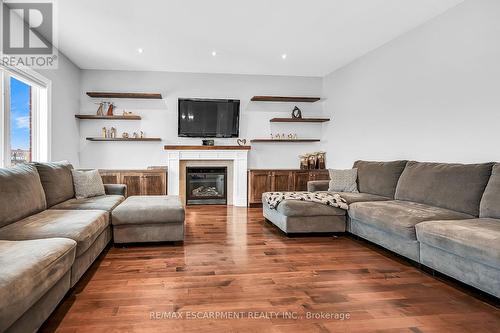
[137, 48, 144, 54]
[212, 51, 217, 56]
[281, 53, 287, 59]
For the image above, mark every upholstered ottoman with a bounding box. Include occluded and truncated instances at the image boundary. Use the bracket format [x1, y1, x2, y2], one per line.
[262, 195, 347, 234]
[112, 196, 185, 243]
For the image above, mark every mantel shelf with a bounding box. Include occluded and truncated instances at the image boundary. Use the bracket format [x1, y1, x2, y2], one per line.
[250, 139, 320, 143]
[269, 118, 330, 123]
[164, 145, 251, 150]
[86, 92, 163, 99]
[251, 96, 321, 103]
[76, 115, 141, 120]
[86, 137, 161, 142]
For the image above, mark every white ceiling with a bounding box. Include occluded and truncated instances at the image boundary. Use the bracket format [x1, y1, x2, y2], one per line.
[57, 0, 463, 77]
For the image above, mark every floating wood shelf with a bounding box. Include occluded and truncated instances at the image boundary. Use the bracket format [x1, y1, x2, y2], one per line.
[251, 96, 321, 103]
[270, 117, 330, 123]
[75, 115, 142, 120]
[250, 139, 320, 143]
[164, 145, 251, 150]
[86, 137, 161, 142]
[86, 92, 163, 99]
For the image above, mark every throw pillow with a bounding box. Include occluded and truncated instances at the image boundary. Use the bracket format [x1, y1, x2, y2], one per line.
[71, 169, 105, 199]
[328, 168, 359, 193]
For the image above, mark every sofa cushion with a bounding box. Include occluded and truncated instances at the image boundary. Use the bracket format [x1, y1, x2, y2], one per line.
[0, 238, 76, 332]
[353, 160, 407, 198]
[33, 161, 75, 207]
[0, 210, 108, 256]
[416, 218, 500, 268]
[349, 200, 473, 240]
[0, 164, 47, 228]
[480, 163, 500, 219]
[329, 192, 391, 205]
[112, 196, 185, 225]
[50, 195, 124, 213]
[328, 168, 358, 193]
[395, 161, 493, 216]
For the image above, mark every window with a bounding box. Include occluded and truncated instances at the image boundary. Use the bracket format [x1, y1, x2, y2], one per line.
[0, 66, 51, 167]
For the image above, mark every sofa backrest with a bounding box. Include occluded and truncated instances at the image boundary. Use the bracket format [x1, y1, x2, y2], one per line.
[479, 163, 500, 219]
[0, 164, 47, 228]
[395, 161, 493, 216]
[352, 160, 408, 198]
[33, 161, 75, 207]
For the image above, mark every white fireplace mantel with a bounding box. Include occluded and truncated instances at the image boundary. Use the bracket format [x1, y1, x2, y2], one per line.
[166, 148, 249, 206]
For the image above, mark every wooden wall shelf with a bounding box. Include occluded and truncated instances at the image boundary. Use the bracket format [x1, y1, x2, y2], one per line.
[86, 92, 163, 99]
[251, 96, 321, 103]
[75, 115, 141, 120]
[270, 118, 329, 123]
[164, 145, 251, 150]
[250, 139, 320, 143]
[86, 137, 161, 142]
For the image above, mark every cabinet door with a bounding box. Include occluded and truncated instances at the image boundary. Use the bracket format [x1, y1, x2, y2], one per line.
[143, 173, 166, 195]
[271, 171, 292, 192]
[292, 171, 310, 191]
[248, 171, 272, 203]
[120, 173, 143, 196]
[315, 170, 330, 181]
[100, 172, 120, 185]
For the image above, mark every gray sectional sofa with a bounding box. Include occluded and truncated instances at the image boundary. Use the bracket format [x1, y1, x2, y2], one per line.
[0, 162, 126, 333]
[263, 160, 500, 298]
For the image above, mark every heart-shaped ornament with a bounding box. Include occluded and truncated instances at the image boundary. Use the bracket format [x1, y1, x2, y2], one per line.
[237, 139, 247, 146]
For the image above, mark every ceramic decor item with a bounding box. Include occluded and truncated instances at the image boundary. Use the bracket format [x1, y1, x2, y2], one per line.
[106, 102, 115, 116]
[292, 106, 302, 118]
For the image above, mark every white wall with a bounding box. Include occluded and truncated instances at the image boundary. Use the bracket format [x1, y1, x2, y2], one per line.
[36, 52, 81, 166]
[322, 0, 500, 168]
[78, 70, 325, 169]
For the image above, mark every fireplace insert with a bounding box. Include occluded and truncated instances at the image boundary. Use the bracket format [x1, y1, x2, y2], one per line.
[186, 167, 227, 205]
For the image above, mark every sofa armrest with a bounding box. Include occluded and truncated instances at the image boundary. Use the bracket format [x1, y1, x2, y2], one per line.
[104, 184, 127, 196]
[307, 180, 329, 192]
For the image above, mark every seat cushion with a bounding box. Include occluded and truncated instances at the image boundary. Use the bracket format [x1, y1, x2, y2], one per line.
[416, 218, 500, 268]
[264, 198, 345, 217]
[50, 195, 124, 213]
[353, 160, 407, 198]
[331, 191, 391, 205]
[33, 161, 75, 207]
[0, 164, 47, 228]
[0, 238, 76, 332]
[480, 163, 500, 219]
[349, 200, 473, 240]
[395, 161, 493, 216]
[112, 196, 185, 226]
[0, 210, 108, 256]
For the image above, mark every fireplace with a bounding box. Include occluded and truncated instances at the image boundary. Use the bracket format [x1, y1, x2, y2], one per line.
[186, 167, 227, 205]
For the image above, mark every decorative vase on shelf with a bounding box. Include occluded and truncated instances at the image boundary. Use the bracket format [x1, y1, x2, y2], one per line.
[106, 102, 115, 116]
[96, 102, 105, 116]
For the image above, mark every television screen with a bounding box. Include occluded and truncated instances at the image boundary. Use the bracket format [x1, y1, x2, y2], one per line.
[178, 99, 240, 138]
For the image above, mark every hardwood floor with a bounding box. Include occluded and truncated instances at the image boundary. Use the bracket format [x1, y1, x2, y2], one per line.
[41, 206, 500, 333]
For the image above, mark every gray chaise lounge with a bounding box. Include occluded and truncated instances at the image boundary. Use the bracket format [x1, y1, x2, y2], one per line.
[263, 160, 500, 298]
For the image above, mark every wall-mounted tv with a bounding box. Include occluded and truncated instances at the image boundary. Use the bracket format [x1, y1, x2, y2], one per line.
[178, 98, 240, 138]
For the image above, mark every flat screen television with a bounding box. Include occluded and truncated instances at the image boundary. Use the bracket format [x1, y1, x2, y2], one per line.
[178, 98, 240, 138]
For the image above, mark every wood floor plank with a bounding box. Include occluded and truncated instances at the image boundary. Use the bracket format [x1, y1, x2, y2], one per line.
[40, 206, 500, 332]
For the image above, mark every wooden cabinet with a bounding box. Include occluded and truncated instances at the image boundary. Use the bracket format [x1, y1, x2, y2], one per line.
[248, 169, 329, 206]
[99, 169, 167, 197]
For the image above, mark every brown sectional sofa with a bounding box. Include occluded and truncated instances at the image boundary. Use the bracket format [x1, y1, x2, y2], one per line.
[263, 160, 500, 298]
[0, 162, 126, 333]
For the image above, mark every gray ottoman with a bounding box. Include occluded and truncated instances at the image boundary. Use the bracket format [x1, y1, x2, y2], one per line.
[112, 195, 185, 243]
[263, 196, 346, 234]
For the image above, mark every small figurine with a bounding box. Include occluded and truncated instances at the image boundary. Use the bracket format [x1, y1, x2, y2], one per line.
[110, 127, 117, 138]
[106, 102, 115, 116]
[96, 102, 105, 116]
[122, 132, 129, 138]
[101, 127, 107, 138]
[133, 132, 139, 139]
[140, 131, 144, 138]
[292, 106, 302, 119]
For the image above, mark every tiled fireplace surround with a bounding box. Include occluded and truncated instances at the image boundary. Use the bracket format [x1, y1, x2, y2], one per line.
[166, 149, 249, 207]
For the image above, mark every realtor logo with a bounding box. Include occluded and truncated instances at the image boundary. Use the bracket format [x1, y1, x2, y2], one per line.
[1, 0, 58, 68]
